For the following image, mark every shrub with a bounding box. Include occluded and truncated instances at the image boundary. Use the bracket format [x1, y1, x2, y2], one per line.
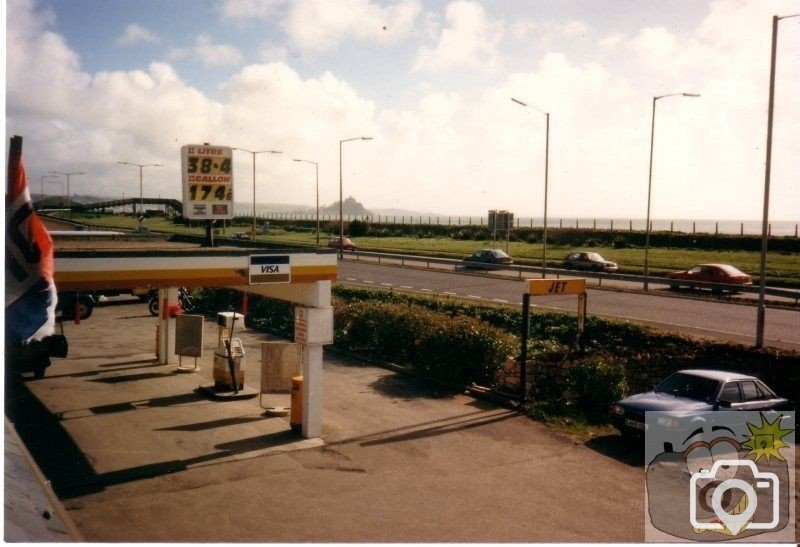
[567, 359, 628, 423]
[348, 219, 369, 237]
[334, 299, 516, 386]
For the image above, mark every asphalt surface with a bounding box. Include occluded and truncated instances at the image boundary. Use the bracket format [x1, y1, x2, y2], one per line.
[7, 298, 651, 542]
[339, 260, 800, 350]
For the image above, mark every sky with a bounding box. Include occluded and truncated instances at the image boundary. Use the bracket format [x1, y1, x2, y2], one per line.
[4, 0, 800, 220]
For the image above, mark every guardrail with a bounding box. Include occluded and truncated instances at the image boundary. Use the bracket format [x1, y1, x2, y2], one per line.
[344, 250, 800, 304]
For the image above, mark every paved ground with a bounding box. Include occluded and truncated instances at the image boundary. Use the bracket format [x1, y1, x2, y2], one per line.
[6, 298, 658, 542]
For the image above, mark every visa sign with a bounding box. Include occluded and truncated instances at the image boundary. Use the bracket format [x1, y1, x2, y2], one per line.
[249, 255, 291, 284]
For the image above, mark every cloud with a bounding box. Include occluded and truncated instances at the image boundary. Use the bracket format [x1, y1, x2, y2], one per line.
[116, 23, 159, 46]
[5, 0, 799, 221]
[283, 0, 421, 53]
[218, 0, 284, 21]
[168, 35, 244, 67]
[414, 0, 504, 72]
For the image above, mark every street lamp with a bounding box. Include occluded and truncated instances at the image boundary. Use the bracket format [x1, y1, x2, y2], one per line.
[512, 97, 550, 278]
[643, 92, 700, 290]
[339, 137, 372, 258]
[756, 13, 799, 348]
[49, 171, 84, 217]
[293, 159, 320, 247]
[39, 175, 59, 210]
[232, 148, 282, 238]
[117, 162, 163, 229]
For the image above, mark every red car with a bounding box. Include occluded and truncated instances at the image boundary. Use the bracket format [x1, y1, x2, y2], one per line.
[666, 264, 752, 292]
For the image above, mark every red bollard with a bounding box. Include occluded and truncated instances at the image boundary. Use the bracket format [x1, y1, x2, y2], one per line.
[241, 292, 248, 316]
[73, 298, 81, 325]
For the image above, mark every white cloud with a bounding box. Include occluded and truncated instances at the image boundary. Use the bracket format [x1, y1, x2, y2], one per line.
[168, 35, 244, 67]
[5, 0, 799, 221]
[283, 0, 422, 53]
[218, 0, 284, 21]
[414, 0, 504, 72]
[116, 23, 159, 46]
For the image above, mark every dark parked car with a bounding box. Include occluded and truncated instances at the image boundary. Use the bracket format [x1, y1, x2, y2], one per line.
[462, 249, 513, 268]
[562, 251, 618, 272]
[611, 369, 791, 437]
[327, 236, 357, 251]
[666, 264, 752, 292]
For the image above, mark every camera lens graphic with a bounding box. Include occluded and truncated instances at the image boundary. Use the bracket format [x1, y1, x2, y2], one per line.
[710, 478, 757, 535]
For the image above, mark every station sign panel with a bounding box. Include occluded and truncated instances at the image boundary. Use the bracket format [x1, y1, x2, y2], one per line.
[528, 278, 585, 296]
[249, 255, 290, 284]
[181, 144, 234, 220]
[294, 307, 333, 345]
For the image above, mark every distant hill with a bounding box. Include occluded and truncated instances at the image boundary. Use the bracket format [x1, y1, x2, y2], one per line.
[320, 196, 372, 216]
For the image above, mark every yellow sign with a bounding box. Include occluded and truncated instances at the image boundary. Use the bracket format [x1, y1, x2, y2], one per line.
[181, 144, 234, 220]
[528, 278, 586, 296]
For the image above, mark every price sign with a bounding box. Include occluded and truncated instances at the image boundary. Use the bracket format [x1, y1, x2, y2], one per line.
[181, 144, 234, 219]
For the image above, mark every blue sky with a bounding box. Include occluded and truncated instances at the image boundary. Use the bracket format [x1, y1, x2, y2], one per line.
[5, 0, 800, 219]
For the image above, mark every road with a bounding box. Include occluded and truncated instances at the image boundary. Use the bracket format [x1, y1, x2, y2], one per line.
[339, 260, 800, 350]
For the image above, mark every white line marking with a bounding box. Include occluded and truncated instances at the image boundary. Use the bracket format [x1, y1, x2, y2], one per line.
[492, 299, 509, 303]
[444, 292, 457, 295]
[400, 286, 413, 289]
[381, 283, 393, 287]
[467, 295, 482, 299]
[364, 280, 375, 284]
[421, 288, 433, 292]
[345, 278, 357, 281]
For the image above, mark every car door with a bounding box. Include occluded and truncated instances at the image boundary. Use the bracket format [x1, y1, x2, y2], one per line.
[717, 382, 743, 408]
[736, 381, 774, 411]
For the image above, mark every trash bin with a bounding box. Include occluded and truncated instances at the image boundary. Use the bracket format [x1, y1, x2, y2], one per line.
[290, 376, 303, 433]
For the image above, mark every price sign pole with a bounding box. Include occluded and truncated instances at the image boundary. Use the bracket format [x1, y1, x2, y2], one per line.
[181, 144, 235, 247]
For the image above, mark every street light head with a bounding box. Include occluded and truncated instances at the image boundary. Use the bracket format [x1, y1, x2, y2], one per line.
[511, 97, 528, 107]
[271, 150, 283, 154]
[293, 159, 302, 162]
[683, 93, 701, 97]
[362, 137, 373, 141]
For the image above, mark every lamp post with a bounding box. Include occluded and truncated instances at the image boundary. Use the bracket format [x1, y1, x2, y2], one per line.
[117, 162, 163, 229]
[512, 97, 550, 278]
[339, 137, 372, 258]
[643, 92, 700, 290]
[756, 13, 799, 348]
[233, 148, 282, 238]
[49, 171, 84, 217]
[293, 159, 320, 247]
[39, 175, 59, 210]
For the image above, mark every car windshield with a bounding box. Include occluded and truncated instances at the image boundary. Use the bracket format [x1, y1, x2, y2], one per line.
[587, 253, 604, 261]
[654, 372, 719, 402]
[491, 250, 510, 258]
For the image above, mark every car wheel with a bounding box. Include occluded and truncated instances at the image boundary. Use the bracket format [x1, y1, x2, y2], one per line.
[148, 296, 159, 316]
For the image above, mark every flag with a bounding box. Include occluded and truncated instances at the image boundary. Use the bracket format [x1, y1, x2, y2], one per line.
[5, 135, 58, 344]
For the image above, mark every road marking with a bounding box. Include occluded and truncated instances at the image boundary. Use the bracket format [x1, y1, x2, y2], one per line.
[364, 280, 375, 284]
[400, 286, 413, 289]
[492, 298, 509, 303]
[381, 283, 393, 287]
[421, 288, 433, 292]
[345, 278, 357, 281]
[443, 292, 457, 295]
[467, 295, 482, 299]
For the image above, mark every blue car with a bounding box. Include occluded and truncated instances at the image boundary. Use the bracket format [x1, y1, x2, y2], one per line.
[611, 369, 791, 437]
